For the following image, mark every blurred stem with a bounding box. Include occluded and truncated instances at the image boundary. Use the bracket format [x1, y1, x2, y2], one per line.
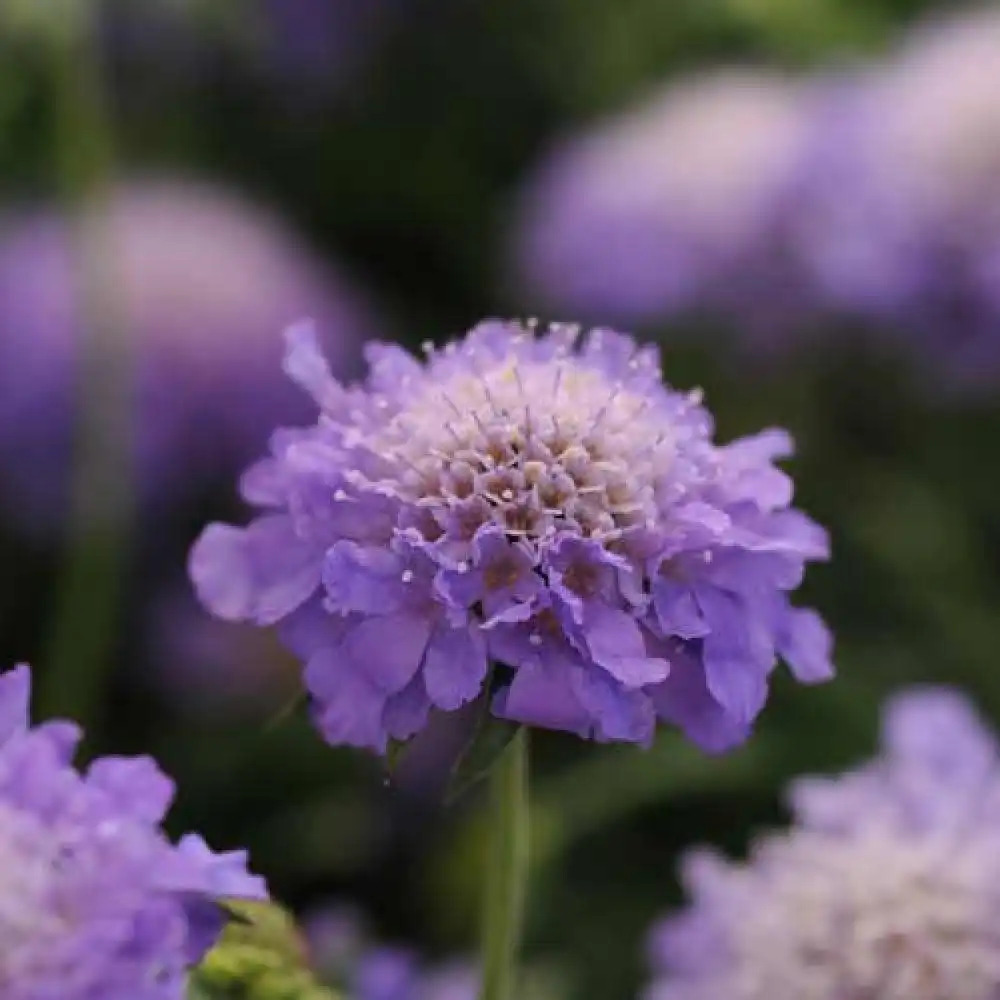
[478, 727, 529, 1000]
[39, 3, 131, 731]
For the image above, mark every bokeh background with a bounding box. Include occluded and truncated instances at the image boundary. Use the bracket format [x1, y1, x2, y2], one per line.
[2, 1, 999, 997]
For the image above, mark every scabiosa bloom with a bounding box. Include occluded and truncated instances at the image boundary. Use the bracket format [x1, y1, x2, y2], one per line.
[644, 687, 1000, 1000]
[0, 178, 373, 531]
[0, 664, 267, 999]
[511, 71, 813, 330]
[191, 319, 832, 754]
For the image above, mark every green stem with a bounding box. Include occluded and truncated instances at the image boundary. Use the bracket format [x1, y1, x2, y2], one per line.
[38, 4, 131, 732]
[478, 727, 529, 1000]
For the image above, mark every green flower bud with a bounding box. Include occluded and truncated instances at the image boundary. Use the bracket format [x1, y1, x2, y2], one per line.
[188, 901, 343, 1000]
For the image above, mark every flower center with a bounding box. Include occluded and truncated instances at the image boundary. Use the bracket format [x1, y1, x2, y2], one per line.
[372, 338, 677, 547]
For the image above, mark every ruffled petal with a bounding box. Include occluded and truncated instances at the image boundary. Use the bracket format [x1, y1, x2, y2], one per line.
[653, 580, 710, 639]
[583, 603, 670, 687]
[423, 625, 489, 711]
[86, 756, 175, 824]
[649, 645, 751, 753]
[570, 664, 656, 744]
[305, 648, 389, 752]
[340, 613, 433, 695]
[323, 540, 411, 615]
[189, 515, 322, 625]
[778, 606, 834, 683]
[698, 589, 773, 725]
[382, 673, 433, 742]
[492, 657, 591, 738]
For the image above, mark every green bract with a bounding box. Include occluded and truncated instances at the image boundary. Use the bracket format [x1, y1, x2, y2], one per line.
[189, 902, 341, 1000]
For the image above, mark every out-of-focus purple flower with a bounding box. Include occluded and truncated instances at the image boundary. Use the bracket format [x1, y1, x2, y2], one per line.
[0, 178, 374, 532]
[795, 9, 1000, 387]
[305, 906, 476, 1000]
[644, 687, 1000, 1000]
[191, 319, 832, 754]
[511, 71, 813, 330]
[0, 663, 267, 999]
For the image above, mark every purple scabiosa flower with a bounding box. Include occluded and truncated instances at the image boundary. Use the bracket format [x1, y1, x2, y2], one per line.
[191, 319, 832, 754]
[644, 687, 1000, 1000]
[0, 663, 267, 999]
[0, 178, 373, 532]
[511, 71, 813, 330]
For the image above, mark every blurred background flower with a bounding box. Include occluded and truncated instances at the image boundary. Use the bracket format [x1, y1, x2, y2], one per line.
[801, 7, 1000, 389]
[643, 687, 1000, 999]
[0, 178, 373, 533]
[511, 70, 815, 338]
[3, 1, 1000, 999]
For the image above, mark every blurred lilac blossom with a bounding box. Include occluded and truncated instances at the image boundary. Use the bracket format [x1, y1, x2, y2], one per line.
[644, 687, 1000, 1000]
[797, 8, 1000, 387]
[0, 178, 376, 532]
[511, 70, 814, 333]
[513, 22, 1000, 384]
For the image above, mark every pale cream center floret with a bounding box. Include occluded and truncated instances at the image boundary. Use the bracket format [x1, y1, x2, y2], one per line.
[370, 346, 678, 542]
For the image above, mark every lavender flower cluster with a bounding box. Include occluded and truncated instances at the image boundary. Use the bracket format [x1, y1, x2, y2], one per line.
[512, 7, 1000, 387]
[644, 688, 1000, 1000]
[191, 319, 832, 754]
[0, 664, 266, 999]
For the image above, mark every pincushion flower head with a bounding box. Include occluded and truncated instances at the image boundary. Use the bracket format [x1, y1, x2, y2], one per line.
[191, 319, 833, 754]
[0, 664, 267, 999]
[644, 688, 1000, 1000]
